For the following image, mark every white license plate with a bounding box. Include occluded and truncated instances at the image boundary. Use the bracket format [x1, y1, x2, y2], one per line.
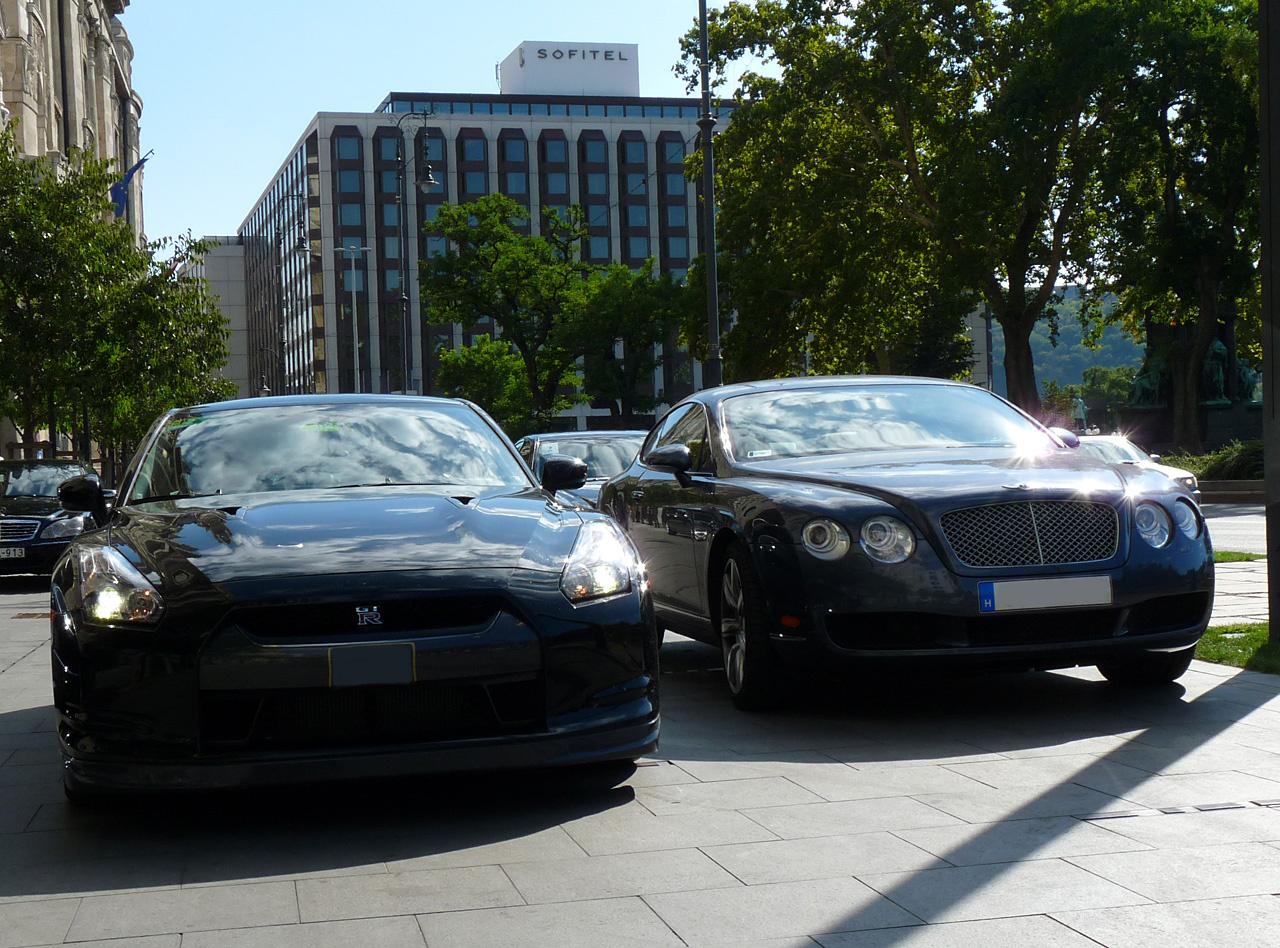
[978, 576, 1112, 613]
[0, 548, 25, 559]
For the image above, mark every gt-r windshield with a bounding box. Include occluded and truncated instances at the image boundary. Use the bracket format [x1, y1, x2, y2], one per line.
[722, 384, 1055, 460]
[535, 438, 644, 479]
[127, 402, 531, 501]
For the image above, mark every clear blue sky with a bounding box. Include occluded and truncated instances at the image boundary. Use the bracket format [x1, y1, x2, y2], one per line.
[126, 0, 751, 242]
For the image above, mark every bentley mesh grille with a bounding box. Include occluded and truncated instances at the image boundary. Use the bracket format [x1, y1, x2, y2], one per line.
[940, 501, 1118, 568]
[0, 520, 40, 542]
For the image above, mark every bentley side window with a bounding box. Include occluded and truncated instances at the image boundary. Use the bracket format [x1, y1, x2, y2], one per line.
[651, 404, 712, 472]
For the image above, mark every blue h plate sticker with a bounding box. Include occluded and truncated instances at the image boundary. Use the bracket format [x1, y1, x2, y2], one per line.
[979, 582, 996, 613]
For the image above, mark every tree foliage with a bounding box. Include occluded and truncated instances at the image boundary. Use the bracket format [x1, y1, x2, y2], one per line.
[0, 124, 234, 459]
[435, 333, 537, 437]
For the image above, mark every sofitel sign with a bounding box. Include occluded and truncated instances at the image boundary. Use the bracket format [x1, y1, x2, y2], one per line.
[499, 41, 641, 98]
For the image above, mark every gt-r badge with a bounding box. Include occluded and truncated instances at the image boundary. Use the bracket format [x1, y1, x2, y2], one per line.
[355, 606, 382, 626]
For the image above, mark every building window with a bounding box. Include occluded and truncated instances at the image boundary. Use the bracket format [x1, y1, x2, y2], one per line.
[586, 173, 607, 195]
[463, 138, 486, 162]
[543, 204, 568, 222]
[385, 236, 399, 258]
[542, 140, 567, 163]
[426, 236, 447, 257]
[341, 236, 365, 252]
[422, 203, 441, 222]
[666, 204, 687, 227]
[339, 204, 362, 226]
[424, 138, 445, 162]
[342, 269, 365, 291]
[588, 236, 609, 259]
[380, 138, 400, 161]
[625, 173, 646, 196]
[502, 139, 526, 162]
[582, 140, 606, 164]
[624, 141, 646, 165]
[544, 172, 567, 195]
[664, 141, 686, 164]
[383, 203, 400, 226]
[569, 103, 587, 117]
[668, 236, 688, 258]
[385, 270, 401, 291]
[464, 171, 488, 194]
[380, 170, 398, 193]
[665, 173, 687, 196]
[504, 172, 527, 195]
[336, 137, 360, 160]
[338, 170, 362, 193]
[588, 205, 609, 227]
[628, 236, 648, 258]
[626, 205, 647, 227]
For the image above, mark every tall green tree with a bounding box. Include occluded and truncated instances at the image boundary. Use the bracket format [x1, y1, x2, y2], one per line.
[1090, 0, 1257, 451]
[420, 195, 592, 431]
[687, 0, 1136, 409]
[435, 333, 537, 436]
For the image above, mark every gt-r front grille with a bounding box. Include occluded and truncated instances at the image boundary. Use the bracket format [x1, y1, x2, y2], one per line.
[0, 519, 40, 541]
[230, 596, 505, 642]
[940, 501, 1118, 568]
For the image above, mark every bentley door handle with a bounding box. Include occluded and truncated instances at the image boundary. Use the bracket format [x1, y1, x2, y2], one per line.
[692, 528, 709, 540]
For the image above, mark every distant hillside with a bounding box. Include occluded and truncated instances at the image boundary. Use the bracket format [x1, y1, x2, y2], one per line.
[988, 302, 1144, 396]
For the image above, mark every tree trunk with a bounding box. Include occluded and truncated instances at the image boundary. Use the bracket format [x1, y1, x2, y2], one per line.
[999, 314, 1041, 415]
[1169, 349, 1201, 453]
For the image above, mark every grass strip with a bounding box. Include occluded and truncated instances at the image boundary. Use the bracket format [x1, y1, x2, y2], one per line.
[1214, 550, 1266, 563]
[1196, 623, 1280, 675]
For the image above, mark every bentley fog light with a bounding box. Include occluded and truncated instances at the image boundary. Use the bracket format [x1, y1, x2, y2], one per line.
[71, 546, 165, 624]
[41, 516, 88, 540]
[1172, 499, 1200, 540]
[1135, 502, 1172, 548]
[801, 519, 851, 560]
[859, 516, 916, 564]
[561, 520, 637, 604]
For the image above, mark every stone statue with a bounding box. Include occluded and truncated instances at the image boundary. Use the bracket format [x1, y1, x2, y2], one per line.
[1235, 361, 1261, 404]
[1129, 352, 1169, 407]
[1200, 339, 1230, 405]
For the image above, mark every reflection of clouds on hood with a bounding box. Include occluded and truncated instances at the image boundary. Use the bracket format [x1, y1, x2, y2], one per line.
[723, 386, 1052, 459]
[140, 404, 530, 498]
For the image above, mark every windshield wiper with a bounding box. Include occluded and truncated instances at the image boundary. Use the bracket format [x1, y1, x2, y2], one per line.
[331, 481, 454, 489]
[130, 492, 219, 504]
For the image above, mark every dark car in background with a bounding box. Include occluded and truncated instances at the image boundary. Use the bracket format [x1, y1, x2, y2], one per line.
[600, 377, 1213, 709]
[514, 431, 647, 508]
[51, 395, 659, 798]
[0, 460, 99, 575]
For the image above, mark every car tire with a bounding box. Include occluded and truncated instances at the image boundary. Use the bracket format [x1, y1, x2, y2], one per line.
[1097, 648, 1195, 686]
[720, 547, 789, 711]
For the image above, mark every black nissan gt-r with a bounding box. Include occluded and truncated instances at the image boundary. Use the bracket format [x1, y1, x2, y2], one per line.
[600, 377, 1213, 709]
[51, 395, 659, 798]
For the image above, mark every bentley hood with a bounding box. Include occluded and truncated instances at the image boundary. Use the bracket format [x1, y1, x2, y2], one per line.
[108, 487, 580, 587]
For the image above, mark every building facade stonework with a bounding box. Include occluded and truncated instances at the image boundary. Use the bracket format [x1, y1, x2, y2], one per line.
[0, 0, 143, 229]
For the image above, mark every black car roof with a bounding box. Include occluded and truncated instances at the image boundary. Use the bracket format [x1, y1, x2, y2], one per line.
[522, 430, 649, 442]
[686, 375, 976, 408]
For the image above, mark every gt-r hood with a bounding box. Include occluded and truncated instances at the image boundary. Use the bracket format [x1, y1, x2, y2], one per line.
[108, 487, 580, 587]
[738, 446, 1131, 507]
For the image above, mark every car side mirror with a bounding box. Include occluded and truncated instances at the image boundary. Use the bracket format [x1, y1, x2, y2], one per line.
[1148, 454, 1161, 463]
[541, 454, 588, 493]
[59, 474, 108, 522]
[647, 444, 692, 472]
[1048, 427, 1080, 449]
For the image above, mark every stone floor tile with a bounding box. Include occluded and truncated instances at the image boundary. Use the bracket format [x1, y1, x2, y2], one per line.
[894, 815, 1152, 866]
[1107, 740, 1280, 775]
[637, 776, 825, 815]
[416, 896, 684, 948]
[942, 753, 1153, 791]
[385, 826, 585, 873]
[818, 915, 1104, 947]
[861, 858, 1149, 923]
[626, 759, 702, 787]
[823, 740, 1004, 768]
[670, 752, 842, 784]
[1084, 806, 1280, 847]
[181, 916, 427, 948]
[0, 806, 35, 835]
[561, 800, 778, 856]
[0, 897, 78, 948]
[65, 881, 298, 941]
[24, 937, 179, 948]
[703, 832, 944, 884]
[1053, 894, 1280, 948]
[1074, 770, 1280, 809]
[906, 782, 1134, 824]
[684, 939, 820, 948]
[0, 855, 183, 903]
[783, 763, 990, 803]
[504, 847, 740, 903]
[740, 797, 962, 840]
[645, 876, 921, 945]
[297, 864, 520, 922]
[1066, 842, 1280, 901]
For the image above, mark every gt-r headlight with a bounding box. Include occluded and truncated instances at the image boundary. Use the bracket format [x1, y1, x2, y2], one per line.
[561, 520, 638, 604]
[801, 519, 851, 560]
[68, 546, 165, 624]
[1135, 502, 1172, 548]
[859, 515, 916, 564]
[1172, 498, 1201, 539]
[41, 516, 88, 539]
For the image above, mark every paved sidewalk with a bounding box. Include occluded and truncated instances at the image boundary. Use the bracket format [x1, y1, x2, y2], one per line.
[1211, 561, 1268, 627]
[2, 575, 1279, 947]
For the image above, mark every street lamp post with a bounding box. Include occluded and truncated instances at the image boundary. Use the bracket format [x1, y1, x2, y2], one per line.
[698, 0, 723, 389]
[342, 245, 373, 393]
[393, 112, 439, 395]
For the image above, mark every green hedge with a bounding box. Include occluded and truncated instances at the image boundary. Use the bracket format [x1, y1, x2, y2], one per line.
[1166, 439, 1263, 480]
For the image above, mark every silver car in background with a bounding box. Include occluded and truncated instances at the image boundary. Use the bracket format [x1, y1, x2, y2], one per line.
[1078, 435, 1201, 503]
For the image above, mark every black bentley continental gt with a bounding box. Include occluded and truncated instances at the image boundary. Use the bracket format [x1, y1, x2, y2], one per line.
[50, 395, 659, 797]
[599, 377, 1214, 709]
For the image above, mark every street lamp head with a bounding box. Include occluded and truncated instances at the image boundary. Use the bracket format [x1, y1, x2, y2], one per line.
[416, 164, 440, 193]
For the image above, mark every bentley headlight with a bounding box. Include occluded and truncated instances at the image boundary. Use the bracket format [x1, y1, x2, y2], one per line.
[70, 546, 165, 624]
[860, 515, 916, 564]
[561, 520, 637, 604]
[41, 516, 88, 540]
[1135, 502, 1172, 548]
[1172, 499, 1201, 540]
[801, 519, 851, 560]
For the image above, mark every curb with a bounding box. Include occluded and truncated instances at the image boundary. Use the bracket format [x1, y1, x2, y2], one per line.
[1200, 479, 1264, 504]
